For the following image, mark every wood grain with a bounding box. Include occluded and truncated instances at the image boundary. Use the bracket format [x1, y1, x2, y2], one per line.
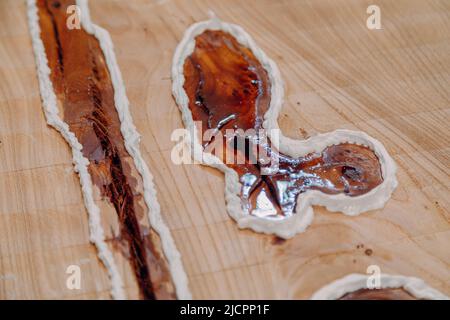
[0, 0, 449, 299]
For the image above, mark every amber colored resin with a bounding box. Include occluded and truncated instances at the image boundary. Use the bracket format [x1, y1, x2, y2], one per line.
[183, 30, 383, 219]
[339, 288, 416, 300]
[37, 0, 174, 299]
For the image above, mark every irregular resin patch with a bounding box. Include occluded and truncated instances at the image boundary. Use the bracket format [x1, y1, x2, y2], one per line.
[184, 30, 383, 218]
[310, 274, 449, 300]
[28, 0, 190, 299]
[172, 16, 398, 238]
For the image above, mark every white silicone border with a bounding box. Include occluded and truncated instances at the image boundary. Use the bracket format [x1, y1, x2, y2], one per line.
[310, 273, 449, 300]
[28, 0, 191, 299]
[172, 15, 398, 239]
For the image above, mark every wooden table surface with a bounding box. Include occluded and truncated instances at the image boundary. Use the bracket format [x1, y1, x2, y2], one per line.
[0, 0, 449, 299]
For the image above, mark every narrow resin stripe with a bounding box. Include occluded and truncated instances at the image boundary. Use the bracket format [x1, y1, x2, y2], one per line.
[28, 0, 191, 299]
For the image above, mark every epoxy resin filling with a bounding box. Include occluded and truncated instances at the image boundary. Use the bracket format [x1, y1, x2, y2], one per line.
[310, 274, 448, 300]
[339, 288, 416, 300]
[37, 0, 175, 299]
[183, 30, 383, 219]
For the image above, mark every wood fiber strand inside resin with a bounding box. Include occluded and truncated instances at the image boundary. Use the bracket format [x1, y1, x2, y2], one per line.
[183, 30, 383, 219]
[37, 0, 174, 299]
[339, 288, 417, 300]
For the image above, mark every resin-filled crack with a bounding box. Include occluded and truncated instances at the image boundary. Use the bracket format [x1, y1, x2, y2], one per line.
[35, 0, 175, 300]
[172, 16, 398, 238]
[29, 0, 192, 299]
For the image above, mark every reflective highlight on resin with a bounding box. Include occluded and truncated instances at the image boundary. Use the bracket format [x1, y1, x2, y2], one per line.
[183, 30, 383, 219]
